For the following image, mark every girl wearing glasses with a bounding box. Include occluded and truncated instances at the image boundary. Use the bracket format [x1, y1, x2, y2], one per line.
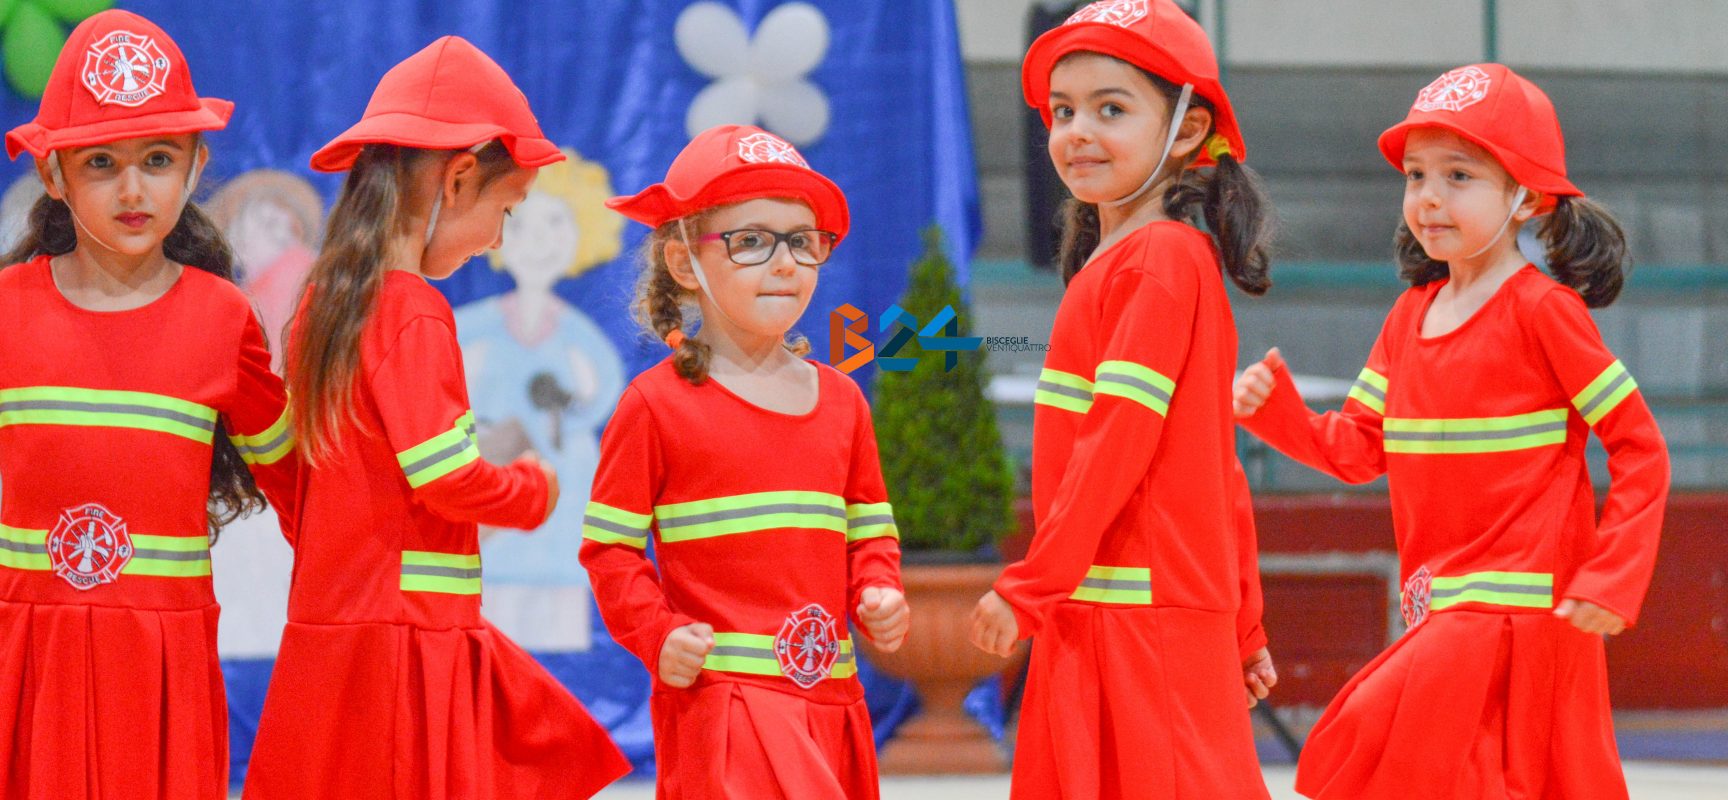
[583, 124, 908, 798]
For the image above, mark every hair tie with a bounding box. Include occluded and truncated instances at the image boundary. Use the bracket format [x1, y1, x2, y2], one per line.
[1206, 134, 1232, 162]
[664, 328, 687, 350]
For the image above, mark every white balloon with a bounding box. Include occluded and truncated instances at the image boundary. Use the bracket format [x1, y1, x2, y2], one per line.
[757, 80, 830, 146]
[686, 77, 761, 139]
[750, 2, 829, 80]
[675, 1, 751, 79]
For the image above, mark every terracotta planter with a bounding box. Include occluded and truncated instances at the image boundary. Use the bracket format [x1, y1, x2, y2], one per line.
[864, 562, 1025, 774]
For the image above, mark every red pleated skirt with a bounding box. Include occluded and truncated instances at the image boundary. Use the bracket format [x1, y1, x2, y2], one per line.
[1295, 610, 1625, 800]
[0, 599, 229, 800]
[1011, 603, 1269, 799]
[652, 680, 880, 799]
[243, 619, 629, 799]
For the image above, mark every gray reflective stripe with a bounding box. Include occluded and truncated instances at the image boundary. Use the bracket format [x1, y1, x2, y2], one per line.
[847, 515, 895, 529]
[1382, 421, 1566, 442]
[1351, 380, 1386, 402]
[1079, 577, 1151, 592]
[235, 427, 293, 458]
[1430, 581, 1551, 599]
[708, 644, 856, 664]
[583, 514, 648, 537]
[0, 538, 45, 554]
[401, 438, 478, 476]
[1034, 380, 1092, 401]
[0, 399, 215, 431]
[1094, 373, 1172, 404]
[400, 564, 484, 580]
[1577, 370, 1632, 420]
[132, 548, 208, 561]
[660, 503, 847, 529]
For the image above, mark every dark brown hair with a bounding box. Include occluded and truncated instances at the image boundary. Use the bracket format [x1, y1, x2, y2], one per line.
[2, 147, 263, 539]
[1393, 195, 1628, 308]
[632, 209, 811, 384]
[1054, 59, 1274, 295]
[287, 141, 517, 461]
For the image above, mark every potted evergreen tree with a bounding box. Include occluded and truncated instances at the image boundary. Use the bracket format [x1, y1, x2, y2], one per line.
[864, 227, 1021, 773]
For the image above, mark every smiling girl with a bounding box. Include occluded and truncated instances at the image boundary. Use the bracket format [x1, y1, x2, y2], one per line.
[968, 1, 1278, 796]
[0, 10, 297, 799]
[1232, 64, 1669, 799]
[583, 124, 907, 799]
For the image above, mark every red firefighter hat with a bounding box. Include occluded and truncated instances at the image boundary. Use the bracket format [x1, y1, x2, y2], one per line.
[1022, 0, 1244, 167]
[606, 124, 850, 242]
[310, 36, 562, 172]
[6, 10, 232, 160]
[1379, 64, 1581, 211]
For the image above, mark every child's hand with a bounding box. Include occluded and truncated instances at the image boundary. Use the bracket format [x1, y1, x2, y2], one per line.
[1233, 348, 1282, 419]
[1243, 647, 1277, 708]
[969, 590, 1019, 657]
[658, 622, 714, 688]
[531, 454, 559, 524]
[857, 586, 910, 652]
[1555, 599, 1627, 636]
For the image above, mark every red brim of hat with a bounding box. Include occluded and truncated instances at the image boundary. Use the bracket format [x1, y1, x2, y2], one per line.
[309, 111, 565, 172]
[5, 97, 233, 160]
[605, 165, 851, 243]
[1378, 120, 1580, 213]
[1021, 24, 1244, 167]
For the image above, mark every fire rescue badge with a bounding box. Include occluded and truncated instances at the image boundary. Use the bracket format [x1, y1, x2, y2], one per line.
[736, 132, 809, 168]
[1413, 66, 1492, 113]
[47, 503, 133, 590]
[1401, 565, 1433, 629]
[82, 30, 172, 108]
[774, 603, 840, 689]
[1067, 0, 1150, 28]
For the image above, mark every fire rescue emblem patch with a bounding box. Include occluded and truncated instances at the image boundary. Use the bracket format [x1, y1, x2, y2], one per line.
[47, 503, 133, 590]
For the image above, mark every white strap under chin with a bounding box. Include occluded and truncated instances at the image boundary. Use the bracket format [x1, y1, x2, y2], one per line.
[424, 141, 495, 248]
[1465, 185, 1529, 259]
[677, 218, 743, 331]
[1102, 83, 1194, 209]
[48, 140, 204, 255]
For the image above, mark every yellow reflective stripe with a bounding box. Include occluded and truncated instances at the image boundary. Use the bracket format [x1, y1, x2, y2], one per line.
[1382, 409, 1567, 454]
[845, 502, 898, 542]
[0, 524, 48, 570]
[0, 386, 218, 443]
[399, 550, 482, 594]
[1427, 571, 1553, 610]
[703, 633, 857, 679]
[1347, 367, 1388, 415]
[228, 405, 294, 465]
[582, 501, 652, 548]
[1034, 368, 1095, 414]
[1069, 564, 1153, 605]
[396, 411, 480, 488]
[1093, 360, 1175, 416]
[1572, 360, 1638, 426]
[0, 526, 210, 576]
[654, 491, 846, 543]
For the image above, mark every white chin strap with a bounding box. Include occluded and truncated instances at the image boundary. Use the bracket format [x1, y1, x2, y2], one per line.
[677, 218, 743, 330]
[1102, 83, 1193, 209]
[424, 141, 495, 251]
[1465, 185, 1529, 259]
[49, 144, 203, 255]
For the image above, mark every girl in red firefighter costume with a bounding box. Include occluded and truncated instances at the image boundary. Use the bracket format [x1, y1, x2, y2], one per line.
[582, 123, 909, 799]
[241, 38, 628, 799]
[1233, 64, 1669, 799]
[968, 1, 1278, 797]
[0, 10, 299, 799]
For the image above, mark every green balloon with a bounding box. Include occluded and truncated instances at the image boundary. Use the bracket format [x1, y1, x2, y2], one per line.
[36, 0, 114, 24]
[4, 3, 63, 100]
[0, 0, 19, 30]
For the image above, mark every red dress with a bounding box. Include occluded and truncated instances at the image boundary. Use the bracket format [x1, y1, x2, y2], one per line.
[581, 359, 902, 800]
[1240, 266, 1669, 799]
[994, 221, 1269, 799]
[0, 255, 298, 799]
[243, 271, 627, 799]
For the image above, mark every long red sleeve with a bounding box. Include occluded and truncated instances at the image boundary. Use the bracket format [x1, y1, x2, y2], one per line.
[995, 267, 1195, 638]
[1532, 288, 1669, 624]
[843, 385, 902, 636]
[371, 316, 548, 530]
[1231, 454, 1268, 661]
[1239, 338, 1389, 485]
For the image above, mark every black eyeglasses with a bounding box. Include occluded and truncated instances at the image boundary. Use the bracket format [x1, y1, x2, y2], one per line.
[696, 228, 838, 266]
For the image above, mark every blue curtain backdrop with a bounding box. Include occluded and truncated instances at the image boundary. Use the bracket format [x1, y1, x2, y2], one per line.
[0, 0, 981, 784]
